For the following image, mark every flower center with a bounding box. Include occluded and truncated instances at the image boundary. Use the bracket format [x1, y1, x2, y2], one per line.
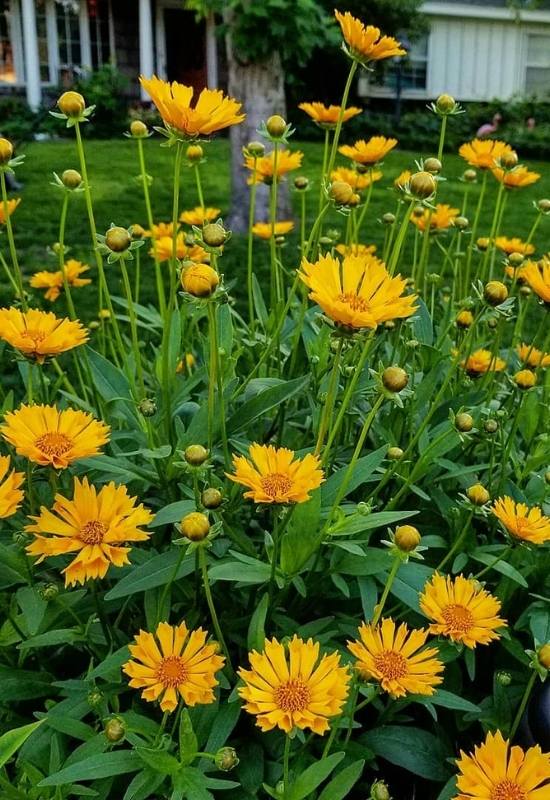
[22, 328, 47, 346]
[35, 432, 73, 457]
[260, 472, 293, 498]
[275, 679, 311, 712]
[80, 520, 107, 545]
[491, 780, 526, 800]
[441, 603, 475, 634]
[374, 650, 408, 679]
[156, 655, 188, 687]
[337, 292, 371, 313]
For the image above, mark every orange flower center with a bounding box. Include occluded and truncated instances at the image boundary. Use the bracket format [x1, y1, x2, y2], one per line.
[35, 432, 73, 457]
[275, 679, 311, 712]
[490, 780, 526, 800]
[374, 650, 408, 679]
[260, 472, 293, 498]
[441, 603, 475, 634]
[338, 292, 371, 313]
[80, 520, 107, 544]
[21, 329, 47, 346]
[156, 655, 188, 687]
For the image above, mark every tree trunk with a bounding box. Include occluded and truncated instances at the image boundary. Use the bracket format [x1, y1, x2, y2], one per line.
[225, 42, 291, 232]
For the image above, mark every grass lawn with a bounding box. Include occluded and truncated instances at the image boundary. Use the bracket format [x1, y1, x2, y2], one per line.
[5, 136, 550, 316]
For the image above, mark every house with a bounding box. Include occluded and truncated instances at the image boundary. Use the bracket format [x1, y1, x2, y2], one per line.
[359, 0, 550, 102]
[0, 0, 219, 110]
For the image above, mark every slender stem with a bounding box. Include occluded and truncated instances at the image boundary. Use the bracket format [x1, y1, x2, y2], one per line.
[268, 505, 295, 605]
[437, 115, 448, 162]
[0, 171, 25, 307]
[247, 157, 259, 329]
[372, 556, 402, 625]
[194, 163, 205, 208]
[322, 721, 339, 759]
[326, 60, 358, 180]
[473, 544, 513, 580]
[509, 671, 537, 740]
[198, 546, 235, 677]
[437, 510, 474, 571]
[207, 302, 230, 467]
[91, 581, 113, 650]
[496, 392, 525, 495]
[525, 210, 542, 246]
[387, 200, 415, 276]
[158, 546, 186, 624]
[119, 254, 145, 395]
[134, 247, 141, 304]
[315, 337, 344, 456]
[318, 127, 331, 215]
[0, 248, 19, 294]
[269, 143, 281, 311]
[137, 137, 166, 317]
[154, 711, 170, 745]
[464, 171, 488, 290]
[283, 734, 291, 796]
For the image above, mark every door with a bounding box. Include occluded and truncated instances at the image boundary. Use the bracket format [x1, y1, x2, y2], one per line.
[161, 5, 206, 91]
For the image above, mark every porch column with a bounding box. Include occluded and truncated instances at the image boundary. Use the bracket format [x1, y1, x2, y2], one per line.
[205, 12, 218, 88]
[139, 0, 154, 100]
[20, 0, 41, 110]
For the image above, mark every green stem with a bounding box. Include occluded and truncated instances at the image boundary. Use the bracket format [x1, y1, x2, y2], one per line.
[137, 137, 166, 317]
[464, 171, 488, 290]
[437, 115, 448, 162]
[194, 163, 205, 208]
[437, 509, 474, 571]
[207, 302, 230, 467]
[315, 337, 344, 457]
[198, 546, 235, 678]
[474, 544, 513, 580]
[326, 59, 358, 179]
[269, 142, 281, 311]
[119, 254, 145, 395]
[509, 670, 537, 740]
[0, 170, 25, 307]
[387, 199, 415, 276]
[283, 734, 292, 797]
[247, 158, 259, 330]
[372, 556, 401, 625]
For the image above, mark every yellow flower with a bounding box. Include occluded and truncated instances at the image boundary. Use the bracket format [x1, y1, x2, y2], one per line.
[492, 165, 541, 188]
[492, 496, 550, 545]
[0, 455, 24, 519]
[517, 343, 550, 368]
[26, 477, 153, 586]
[461, 349, 506, 376]
[419, 574, 506, 648]
[226, 443, 323, 504]
[181, 263, 219, 297]
[252, 221, 294, 239]
[522, 257, 550, 303]
[299, 252, 418, 330]
[335, 243, 377, 257]
[459, 139, 513, 170]
[0, 308, 88, 363]
[179, 207, 221, 226]
[238, 635, 350, 734]
[176, 352, 196, 374]
[347, 618, 444, 698]
[153, 234, 208, 263]
[335, 10, 406, 63]
[0, 197, 20, 224]
[455, 730, 550, 800]
[339, 136, 397, 165]
[394, 169, 411, 190]
[30, 260, 91, 302]
[411, 203, 459, 232]
[494, 236, 535, 256]
[298, 102, 362, 128]
[244, 149, 303, 184]
[1, 404, 110, 469]
[331, 166, 382, 191]
[123, 621, 225, 713]
[143, 221, 178, 239]
[139, 75, 245, 138]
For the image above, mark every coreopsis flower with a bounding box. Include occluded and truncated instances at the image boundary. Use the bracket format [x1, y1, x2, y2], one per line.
[244, 149, 303, 185]
[143, 221, 178, 239]
[411, 203, 459, 232]
[31, 260, 92, 302]
[335, 242, 377, 257]
[494, 236, 535, 256]
[238, 635, 350, 734]
[394, 169, 411, 190]
[176, 352, 196, 374]
[492, 496, 550, 544]
[455, 730, 550, 800]
[461, 349, 506, 376]
[252, 221, 294, 239]
[335, 10, 406, 64]
[522, 258, 550, 303]
[0, 197, 20, 224]
[1, 404, 110, 469]
[227, 444, 323, 504]
[26, 477, 153, 586]
[0, 455, 24, 519]
[153, 234, 208, 263]
[0, 308, 88, 363]
[331, 166, 382, 191]
[493, 165, 541, 189]
[347, 618, 444, 698]
[123, 621, 225, 713]
[419, 574, 506, 648]
[517, 343, 550, 368]
[179, 207, 221, 226]
[298, 101, 362, 128]
[458, 139, 513, 170]
[139, 75, 245, 138]
[299, 252, 418, 329]
[339, 136, 397, 165]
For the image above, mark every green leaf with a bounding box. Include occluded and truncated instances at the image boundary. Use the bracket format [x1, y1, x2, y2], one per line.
[0, 666, 57, 702]
[317, 759, 365, 800]
[330, 509, 418, 536]
[281, 490, 321, 574]
[415, 690, 480, 714]
[289, 752, 344, 800]
[18, 628, 85, 650]
[247, 593, 269, 652]
[203, 701, 241, 755]
[208, 559, 271, 584]
[333, 547, 391, 576]
[172, 767, 213, 800]
[136, 747, 181, 775]
[17, 586, 47, 636]
[105, 549, 194, 600]
[39, 750, 143, 786]
[470, 551, 528, 587]
[410, 298, 434, 345]
[321, 447, 386, 507]
[149, 500, 195, 528]
[123, 769, 165, 800]
[179, 710, 198, 766]
[363, 726, 452, 781]
[227, 375, 310, 434]
[0, 719, 44, 768]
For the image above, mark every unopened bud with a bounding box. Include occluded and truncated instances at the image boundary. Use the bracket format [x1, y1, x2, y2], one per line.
[496, 670, 512, 686]
[246, 141, 265, 158]
[130, 120, 148, 138]
[61, 169, 82, 189]
[105, 226, 131, 253]
[181, 511, 210, 542]
[57, 90, 85, 117]
[484, 281, 508, 306]
[453, 216, 469, 230]
[467, 484, 490, 506]
[87, 688, 104, 708]
[394, 525, 421, 552]
[508, 252, 524, 266]
[387, 446, 404, 460]
[500, 150, 518, 169]
[409, 171, 436, 199]
[0, 137, 13, 165]
[538, 643, 550, 669]
[215, 747, 239, 771]
[484, 419, 498, 434]
[538, 198, 550, 213]
[514, 369, 537, 390]
[330, 180, 354, 205]
[182, 263, 220, 297]
[463, 169, 477, 182]
[294, 176, 309, 190]
[455, 412, 473, 432]
[519, 285, 532, 297]
[456, 310, 474, 328]
[435, 93, 456, 114]
[382, 366, 408, 393]
[184, 444, 209, 466]
[477, 237, 490, 251]
[266, 115, 287, 138]
[424, 157, 442, 174]
[138, 398, 157, 417]
[186, 144, 204, 162]
[104, 717, 126, 742]
[202, 223, 227, 248]
[40, 582, 59, 601]
[382, 212, 396, 225]
[202, 488, 223, 509]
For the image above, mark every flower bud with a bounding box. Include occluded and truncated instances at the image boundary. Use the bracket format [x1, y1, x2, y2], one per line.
[508, 252, 524, 266]
[61, 168, 82, 189]
[496, 670, 512, 686]
[514, 369, 536, 390]
[484, 281, 508, 306]
[545, 470, 550, 485]
[202, 487, 223, 509]
[246, 141, 265, 158]
[453, 216, 469, 230]
[456, 310, 474, 328]
[87, 688, 104, 708]
[329, 180, 354, 205]
[409, 171, 436, 199]
[58, 90, 86, 117]
[455, 412, 473, 432]
[184, 444, 209, 466]
[349, 192, 361, 207]
[394, 525, 421, 552]
[371, 781, 391, 800]
[484, 419, 498, 434]
[435, 93, 456, 114]
[384, 320, 396, 330]
[186, 144, 204, 162]
[138, 398, 157, 417]
[274, 235, 286, 246]
[538, 643, 550, 669]
[387, 446, 404, 460]
[0, 137, 13, 165]
[424, 157, 442, 175]
[266, 115, 287, 138]
[519, 285, 532, 297]
[181, 511, 210, 542]
[202, 223, 227, 247]
[182, 263, 220, 297]
[406, 338, 419, 349]
[318, 236, 333, 246]
[215, 746, 239, 772]
[537, 198, 550, 213]
[98, 309, 111, 321]
[40, 582, 59, 601]
[294, 176, 309, 190]
[500, 150, 518, 169]
[130, 119, 148, 138]
[105, 226, 131, 253]
[104, 717, 126, 743]
[382, 366, 408, 393]
[463, 169, 477, 182]
[467, 483, 490, 506]
[356, 163, 369, 174]
[477, 237, 490, 251]
[487, 318, 498, 330]
[382, 212, 396, 225]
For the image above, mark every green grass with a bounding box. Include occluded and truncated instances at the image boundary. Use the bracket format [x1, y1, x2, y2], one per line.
[5, 136, 550, 316]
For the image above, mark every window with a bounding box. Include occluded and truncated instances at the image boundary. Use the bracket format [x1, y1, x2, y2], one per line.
[56, 0, 81, 70]
[36, 0, 53, 82]
[0, 0, 16, 83]
[525, 34, 550, 95]
[378, 35, 428, 92]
